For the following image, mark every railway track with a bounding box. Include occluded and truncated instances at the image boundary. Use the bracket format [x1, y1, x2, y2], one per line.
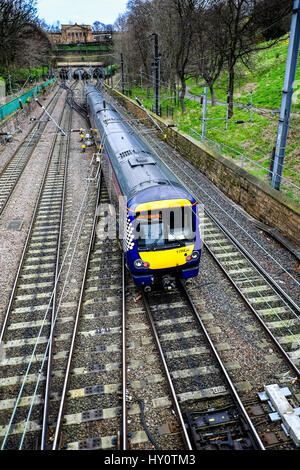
[138, 284, 265, 450]
[50, 175, 124, 450]
[3, 81, 296, 450]
[0, 85, 63, 218]
[124, 280, 300, 450]
[143, 134, 300, 376]
[52, 202, 295, 451]
[102, 88, 300, 376]
[199, 211, 300, 375]
[46, 173, 285, 451]
[0, 85, 73, 450]
[91, 83, 300, 449]
[49, 174, 186, 451]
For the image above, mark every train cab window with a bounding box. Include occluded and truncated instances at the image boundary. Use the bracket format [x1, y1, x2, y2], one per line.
[135, 206, 195, 251]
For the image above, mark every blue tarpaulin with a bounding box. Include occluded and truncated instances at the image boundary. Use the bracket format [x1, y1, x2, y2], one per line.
[0, 78, 56, 121]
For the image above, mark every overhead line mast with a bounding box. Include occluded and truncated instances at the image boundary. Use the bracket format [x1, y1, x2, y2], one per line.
[151, 33, 161, 116]
[271, 0, 300, 190]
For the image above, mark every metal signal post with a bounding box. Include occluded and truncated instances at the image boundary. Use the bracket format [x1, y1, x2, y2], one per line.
[271, 0, 300, 190]
[151, 33, 161, 116]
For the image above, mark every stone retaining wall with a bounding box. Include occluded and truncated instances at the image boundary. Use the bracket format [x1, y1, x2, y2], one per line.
[107, 86, 300, 247]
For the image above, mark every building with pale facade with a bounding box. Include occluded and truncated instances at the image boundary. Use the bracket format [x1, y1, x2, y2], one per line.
[49, 24, 95, 44]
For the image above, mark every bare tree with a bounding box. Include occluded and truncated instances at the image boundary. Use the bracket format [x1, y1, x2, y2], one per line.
[0, 0, 52, 70]
[126, 0, 153, 84]
[193, 5, 225, 105]
[152, 0, 204, 112]
[113, 0, 292, 116]
[213, 0, 293, 117]
[92, 21, 106, 31]
[253, 0, 292, 40]
[113, 1, 154, 91]
[14, 23, 53, 68]
[0, 0, 38, 66]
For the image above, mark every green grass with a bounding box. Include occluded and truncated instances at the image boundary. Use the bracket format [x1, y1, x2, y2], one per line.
[57, 54, 103, 62]
[131, 36, 300, 203]
[174, 99, 300, 202]
[187, 35, 300, 111]
[58, 44, 109, 51]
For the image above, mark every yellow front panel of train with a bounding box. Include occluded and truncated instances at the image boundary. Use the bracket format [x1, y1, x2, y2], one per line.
[135, 199, 195, 270]
[139, 245, 194, 269]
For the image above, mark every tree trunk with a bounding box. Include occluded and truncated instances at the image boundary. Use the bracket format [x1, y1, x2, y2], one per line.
[228, 66, 235, 119]
[179, 76, 186, 113]
[169, 82, 173, 105]
[173, 81, 177, 106]
[209, 84, 216, 106]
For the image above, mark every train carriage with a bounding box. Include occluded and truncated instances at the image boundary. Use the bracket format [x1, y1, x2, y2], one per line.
[86, 84, 201, 290]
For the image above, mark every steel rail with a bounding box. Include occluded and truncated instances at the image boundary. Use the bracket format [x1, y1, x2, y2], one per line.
[121, 254, 128, 450]
[141, 291, 193, 450]
[20, 143, 98, 450]
[143, 284, 265, 451]
[0, 122, 41, 198]
[40, 91, 73, 450]
[51, 173, 102, 450]
[0, 86, 62, 218]
[179, 279, 266, 450]
[0, 88, 67, 345]
[203, 206, 300, 316]
[0, 83, 60, 178]
[0, 87, 70, 451]
[203, 241, 300, 380]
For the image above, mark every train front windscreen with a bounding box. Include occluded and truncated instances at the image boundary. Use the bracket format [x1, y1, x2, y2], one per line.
[135, 206, 196, 252]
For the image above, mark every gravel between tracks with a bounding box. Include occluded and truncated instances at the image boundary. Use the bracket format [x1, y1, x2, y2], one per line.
[105, 90, 300, 308]
[0, 86, 66, 328]
[0, 85, 59, 173]
[156, 138, 300, 305]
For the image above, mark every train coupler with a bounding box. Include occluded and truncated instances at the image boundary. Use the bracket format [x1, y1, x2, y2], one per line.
[162, 276, 176, 291]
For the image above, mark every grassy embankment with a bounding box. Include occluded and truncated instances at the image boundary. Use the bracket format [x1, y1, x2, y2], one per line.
[133, 36, 300, 202]
[55, 44, 110, 63]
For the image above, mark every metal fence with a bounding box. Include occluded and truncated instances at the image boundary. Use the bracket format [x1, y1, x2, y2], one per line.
[0, 78, 56, 122]
[150, 104, 175, 119]
[189, 127, 300, 203]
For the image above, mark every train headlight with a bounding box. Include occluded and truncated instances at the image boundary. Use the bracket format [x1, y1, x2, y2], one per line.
[191, 250, 200, 260]
[186, 251, 200, 262]
[134, 259, 150, 269]
[134, 259, 143, 268]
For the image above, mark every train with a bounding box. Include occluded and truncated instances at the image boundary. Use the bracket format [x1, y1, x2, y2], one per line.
[59, 68, 68, 80]
[86, 84, 201, 291]
[73, 68, 91, 80]
[92, 67, 107, 79]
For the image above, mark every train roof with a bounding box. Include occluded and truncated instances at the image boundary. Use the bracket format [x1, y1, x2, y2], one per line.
[86, 85, 195, 206]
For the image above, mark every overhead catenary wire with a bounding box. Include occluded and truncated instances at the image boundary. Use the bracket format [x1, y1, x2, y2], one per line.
[120, 109, 300, 361]
[19, 179, 95, 450]
[125, 72, 300, 194]
[106, 64, 298, 195]
[102, 84, 300, 291]
[0, 157, 97, 450]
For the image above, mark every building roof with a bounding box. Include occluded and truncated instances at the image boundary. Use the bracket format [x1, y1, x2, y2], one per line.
[61, 23, 91, 29]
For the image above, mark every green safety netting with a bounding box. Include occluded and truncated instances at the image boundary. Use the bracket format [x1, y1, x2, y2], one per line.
[0, 78, 56, 121]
